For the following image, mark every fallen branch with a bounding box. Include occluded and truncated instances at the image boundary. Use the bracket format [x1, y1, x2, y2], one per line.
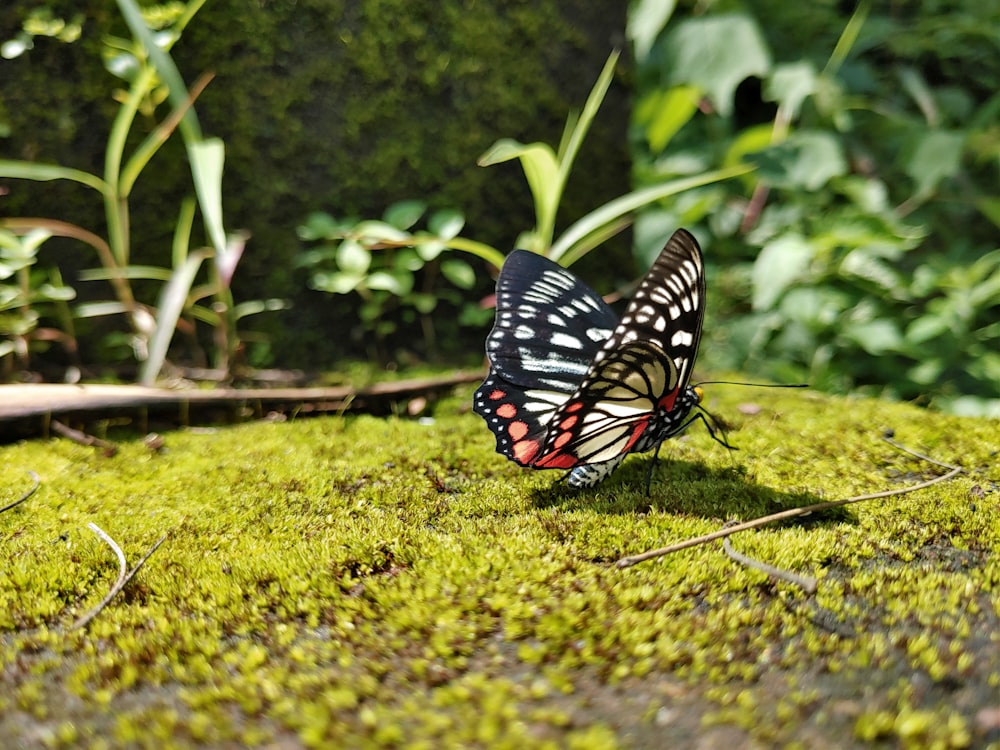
[50, 420, 117, 456]
[1, 471, 40, 514]
[722, 530, 819, 594]
[71, 524, 167, 630]
[617, 437, 962, 569]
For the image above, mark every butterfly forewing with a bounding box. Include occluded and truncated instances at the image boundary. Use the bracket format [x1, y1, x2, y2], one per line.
[473, 250, 619, 466]
[596, 229, 705, 386]
[484, 250, 618, 392]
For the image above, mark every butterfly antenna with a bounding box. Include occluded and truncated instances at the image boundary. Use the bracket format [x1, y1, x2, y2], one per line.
[694, 380, 809, 389]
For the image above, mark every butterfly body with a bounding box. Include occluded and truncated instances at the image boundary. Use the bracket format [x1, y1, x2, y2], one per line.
[474, 229, 706, 488]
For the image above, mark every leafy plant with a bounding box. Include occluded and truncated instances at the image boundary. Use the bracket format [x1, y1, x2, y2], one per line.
[628, 2, 1000, 415]
[297, 50, 751, 357]
[297, 201, 487, 358]
[0, 0, 283, 384]
[0, 228, 77, 375]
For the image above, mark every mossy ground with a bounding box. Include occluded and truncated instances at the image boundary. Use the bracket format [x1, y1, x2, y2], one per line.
[1, 384, 998, 749]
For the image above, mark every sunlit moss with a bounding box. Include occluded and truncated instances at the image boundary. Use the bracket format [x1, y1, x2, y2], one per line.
[0, 385, 997, 746]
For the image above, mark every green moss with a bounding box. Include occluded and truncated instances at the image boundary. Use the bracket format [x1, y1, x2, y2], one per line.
[1, 385, 998, 747]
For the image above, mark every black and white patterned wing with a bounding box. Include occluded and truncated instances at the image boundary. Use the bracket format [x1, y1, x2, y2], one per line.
[473, 250, 619, 466]
[484, 250, 618, 391]
[593, 229, 705, 390]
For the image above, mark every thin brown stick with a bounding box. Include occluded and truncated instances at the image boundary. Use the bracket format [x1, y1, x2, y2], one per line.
[722, 535, 818, 594]
[616, 462, 962, 569]
[1, 471, 40, 514]
[49, 420, 117, 456]
[71, 526, 167, 630]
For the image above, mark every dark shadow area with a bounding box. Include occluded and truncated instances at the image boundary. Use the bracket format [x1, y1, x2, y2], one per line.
[528, 457, 853, 527]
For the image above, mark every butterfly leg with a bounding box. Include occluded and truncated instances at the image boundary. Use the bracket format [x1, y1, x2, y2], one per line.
[689, 408, 738, 453]
[643, 442, 664, 495]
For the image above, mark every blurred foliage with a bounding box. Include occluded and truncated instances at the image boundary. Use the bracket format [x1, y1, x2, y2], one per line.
[297, 52, 751, 359]
[628, 0, 1000, 415]
[297, 201, 490, 362]
[1, 0, 283, 384]
[0, 0, 628, 370]
[0, 228, 77, 375]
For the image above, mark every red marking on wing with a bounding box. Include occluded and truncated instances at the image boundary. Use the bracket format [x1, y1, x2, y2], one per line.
[488, 389, 506, 401]
[496, 403, 517, 419]
[658, 387, 679, 412]
[559, 415, 578, 430]
[508, 421, 529, 440]
[513, 438, 541, 464]
[622, 419, 650, 453]
[532, 452, 577, 469]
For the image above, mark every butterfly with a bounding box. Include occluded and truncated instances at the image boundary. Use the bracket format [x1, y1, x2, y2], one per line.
[474, 228, 711, 488]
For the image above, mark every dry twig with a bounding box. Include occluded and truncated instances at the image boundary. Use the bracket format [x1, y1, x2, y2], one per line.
[71, 523, 167, 630]
[617, 437, 962, 569]
[50, 420, 117, 456]
[1, 471, 40, 514]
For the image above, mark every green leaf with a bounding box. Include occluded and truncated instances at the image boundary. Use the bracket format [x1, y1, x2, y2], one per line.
[663, 14, 771, 117]
[74, 301, 132, 318]
[367, 271, 409, 295]
[975, 197, 1000, 230]
[627, 0, 677, 63]
[383, 200, 426, 230]
[843, 320, 903, 355]
[440, 258, 476, 290]
[312, 271, 364, 294]
[840, 247, 906, 298]
[409, 292, 437, 314]
[905, 316, 950, 345]
[78, 265, 175, 282]
[478, 138, 560, 249]
[752, 131, 847, 191]
[0, 159, 110, 196]
[351, 221, 410, 244]
[189, 138, 227, 254]
[232, 298, 288, 320]
[336, 240, 371, 275]
[764, 61, 818, 119]
[903, 130, 965, 196]
[298, 212, 338, 241]
[428, 209, 465, 241]
[552, 164, 754, 265]
[640, 86, 700, 154]
[416, 239, 446, 262]
[752, 234, 813, 311]
[36, 284, 77, 302]
[140, 249, 209, 385]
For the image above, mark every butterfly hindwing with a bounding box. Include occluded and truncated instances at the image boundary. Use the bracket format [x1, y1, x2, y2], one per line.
[474, 372, 567, 467]
[531, 341, 681, 468]
[528, 230, 705, 472]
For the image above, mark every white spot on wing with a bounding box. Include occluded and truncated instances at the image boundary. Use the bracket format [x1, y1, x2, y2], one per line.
[671, 329, 694, 347]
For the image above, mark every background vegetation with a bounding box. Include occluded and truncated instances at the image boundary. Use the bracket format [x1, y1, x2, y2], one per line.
[1, 0, 628, 371]
[628, 0, 999, 415]
[2, 0, 998, 414]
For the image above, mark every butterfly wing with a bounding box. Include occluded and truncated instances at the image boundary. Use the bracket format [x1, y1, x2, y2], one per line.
[530, 229, 706, 470]
[483, 250, 618, 390]
[473, 250, 619, 466]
